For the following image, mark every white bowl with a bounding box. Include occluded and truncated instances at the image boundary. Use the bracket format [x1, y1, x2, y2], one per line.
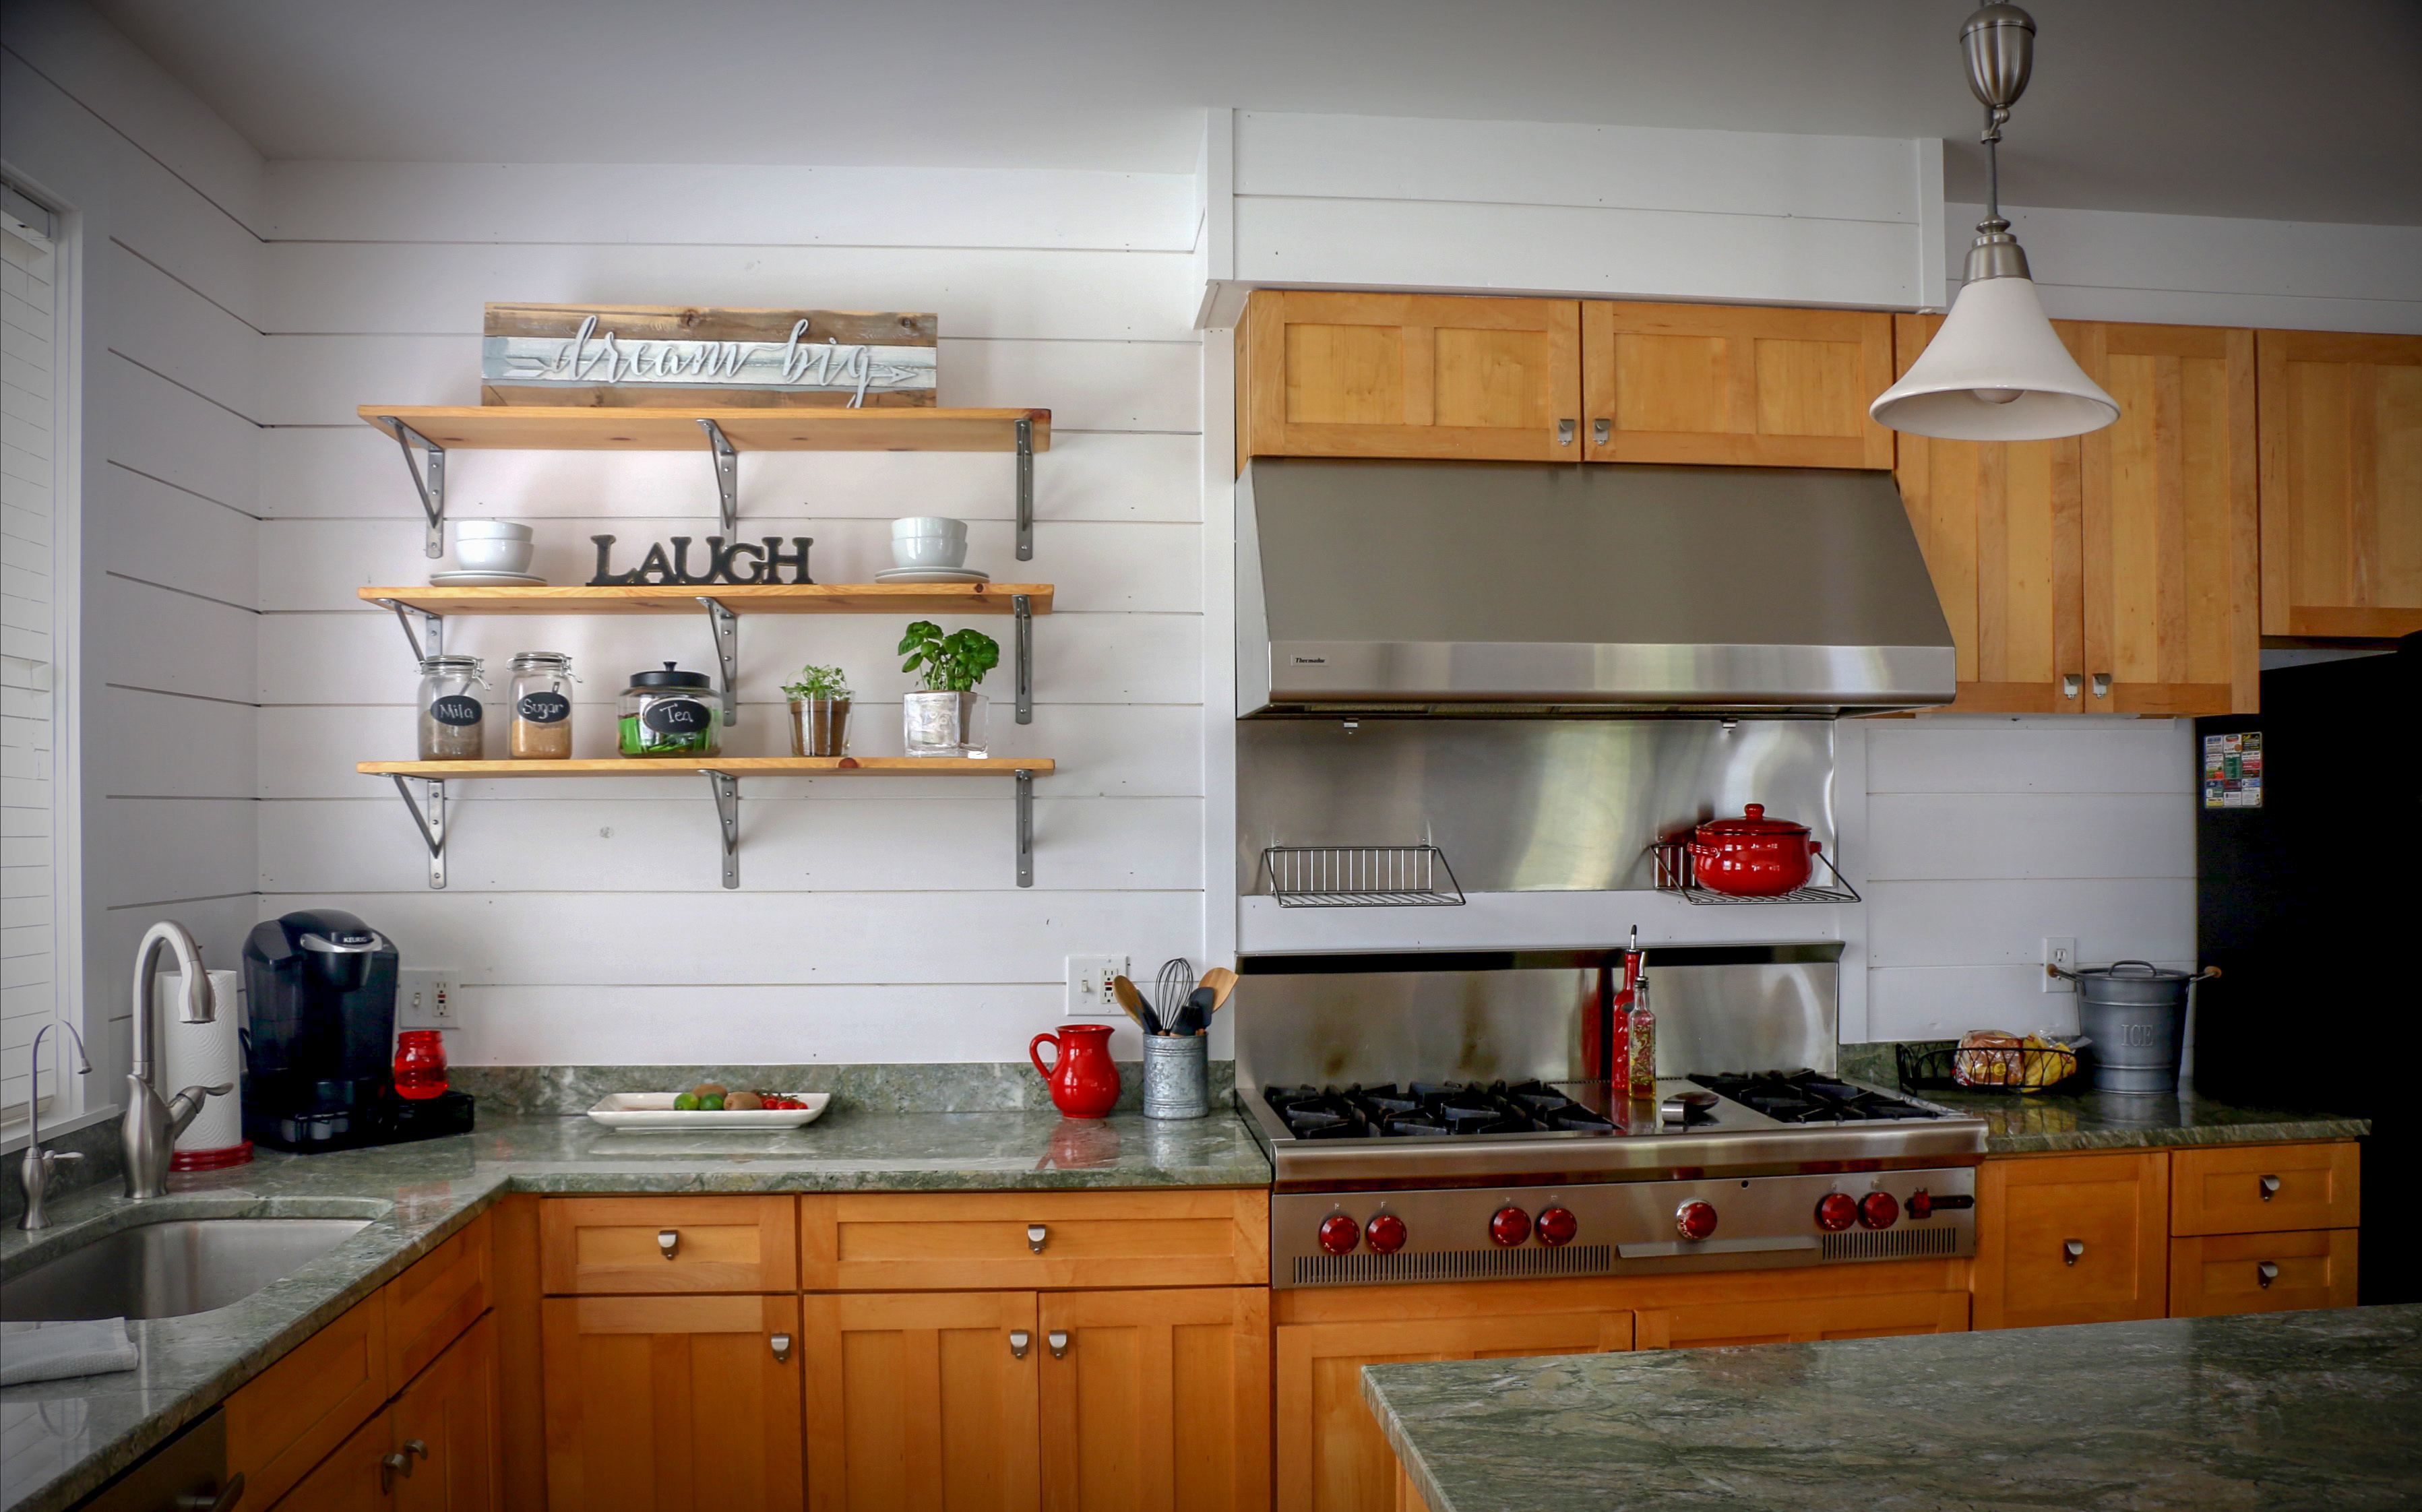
[892, 515, 967, 541]
[453, 519, 534, 541]
[454, 538, 535, 573]
[892, 517, 968, 570]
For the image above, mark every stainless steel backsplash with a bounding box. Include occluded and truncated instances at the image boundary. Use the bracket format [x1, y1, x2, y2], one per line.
[1236, 718, 1836, 895]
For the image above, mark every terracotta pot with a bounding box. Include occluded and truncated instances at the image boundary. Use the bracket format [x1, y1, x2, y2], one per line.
[1687, 804, 1821, 897]
[1030, 1023, 1121, 1119]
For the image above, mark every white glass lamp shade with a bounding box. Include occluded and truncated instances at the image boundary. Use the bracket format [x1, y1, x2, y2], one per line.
[1870, 275, 2119, 441]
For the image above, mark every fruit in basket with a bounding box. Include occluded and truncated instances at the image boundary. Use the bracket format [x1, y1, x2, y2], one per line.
[2016, 1032, 2079, 1091]
[1953, 1030, 2024, 1088]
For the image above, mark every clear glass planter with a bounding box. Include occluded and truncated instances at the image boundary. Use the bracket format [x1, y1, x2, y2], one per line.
[902, 691, 989, 758]
[788, 697, 852, 757]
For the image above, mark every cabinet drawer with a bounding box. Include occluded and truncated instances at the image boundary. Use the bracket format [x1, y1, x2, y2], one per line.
[268, 1403, 394, 1512]
[541, 1197, 797, 1294]
[1975, 1152, 2167, 1330]
[2171, 1142, 2359, 1236]
[2169, 1229, 2357, 1317]
[800, 1189, 1266, 1290]
[228, 1292, 391, 1509]
[387, 1211, 492, 1387]
[1635, 1290, 1968, 1350]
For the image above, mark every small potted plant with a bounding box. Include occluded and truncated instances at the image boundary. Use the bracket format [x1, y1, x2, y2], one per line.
[898, 621, 1001, 757]
[781, 663, 852, 757]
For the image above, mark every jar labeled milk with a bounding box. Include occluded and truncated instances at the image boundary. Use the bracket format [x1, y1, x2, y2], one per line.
[617, 662, 719, 757]
[416, 655, 488, 760]
[507, 652, 578, 759]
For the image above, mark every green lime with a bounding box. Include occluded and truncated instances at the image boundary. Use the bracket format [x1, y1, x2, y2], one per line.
[673, 1092, 700, 1110]
[697, 1094, 725, 1112]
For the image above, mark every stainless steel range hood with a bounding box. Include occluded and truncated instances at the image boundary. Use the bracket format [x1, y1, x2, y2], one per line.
[1238, 458, 1957, 717]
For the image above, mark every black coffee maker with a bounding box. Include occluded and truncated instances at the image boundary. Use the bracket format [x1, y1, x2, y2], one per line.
[241, 908, 474, 1152]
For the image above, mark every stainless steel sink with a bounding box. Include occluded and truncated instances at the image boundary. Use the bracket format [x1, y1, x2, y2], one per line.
[1, 1218, 373, 1321]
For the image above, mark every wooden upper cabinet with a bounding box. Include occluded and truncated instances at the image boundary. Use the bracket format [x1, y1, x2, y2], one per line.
[1584, 302, 1894, 468]
[2258, 330, 2422, 639]
[1240, 291, 1581, 463]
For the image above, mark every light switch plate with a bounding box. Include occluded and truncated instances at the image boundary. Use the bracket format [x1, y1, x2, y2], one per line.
[398, 970, 463, 1029]
[2042, 938, 2077, 993]
[1065, 955, 1126, 1017]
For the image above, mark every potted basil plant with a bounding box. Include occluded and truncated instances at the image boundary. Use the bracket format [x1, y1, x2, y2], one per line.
[781, 664, 852, 757]
[898, 621, 1001, 757]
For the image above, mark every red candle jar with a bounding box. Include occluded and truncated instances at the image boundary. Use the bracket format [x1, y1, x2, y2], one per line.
[394, 1029, 449, 1100]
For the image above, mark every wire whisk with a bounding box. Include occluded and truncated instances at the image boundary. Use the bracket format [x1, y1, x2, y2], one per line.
[1154, 958, 1195, 1038]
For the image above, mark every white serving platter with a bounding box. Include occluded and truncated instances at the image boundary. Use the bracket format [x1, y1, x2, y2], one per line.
[585, 1092, 830, 1131]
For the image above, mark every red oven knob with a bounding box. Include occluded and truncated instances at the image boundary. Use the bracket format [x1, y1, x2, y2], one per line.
[1535, 1207, 1578, 1248]
[1317, 1214, 1360, 1255]
[1908, 1189, 1933, 1220]
[1489, 1206, 1532, 1247]
[1815, 1193, 1859, 1232]
[1859, 1192, 1900, 1230]
[1365, 1213, 1407, 1255]
[1675, 1201, 1719, 1241]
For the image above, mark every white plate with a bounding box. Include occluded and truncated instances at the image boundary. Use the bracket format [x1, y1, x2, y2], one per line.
[429, 571, 549, 587]
[874, 567, 989, 584]
[585, 1092, 830, 1130]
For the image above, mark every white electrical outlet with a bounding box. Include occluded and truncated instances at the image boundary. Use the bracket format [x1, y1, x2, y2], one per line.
[398, 970, 463, 1029]
[2042, 938, 2077, 993]
[1065, 955, 1126, 1017]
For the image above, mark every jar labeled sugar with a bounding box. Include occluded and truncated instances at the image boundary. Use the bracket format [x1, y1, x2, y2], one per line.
[507, 652, 578, 759]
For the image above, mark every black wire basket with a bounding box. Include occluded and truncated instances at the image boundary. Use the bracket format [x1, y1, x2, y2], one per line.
[1896, 1040, 2088, 1095]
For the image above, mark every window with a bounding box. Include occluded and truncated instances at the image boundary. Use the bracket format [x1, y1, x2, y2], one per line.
[1, 177, 76, 1131]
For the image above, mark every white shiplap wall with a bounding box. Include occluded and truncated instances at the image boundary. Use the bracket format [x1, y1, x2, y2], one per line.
[251, 162, 1211, 1066]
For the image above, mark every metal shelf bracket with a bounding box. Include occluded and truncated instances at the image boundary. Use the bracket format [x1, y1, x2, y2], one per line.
[704, 771, 741, 889]
[379, 418, 448, 559]
[1013, 594, 1033, 725]
[1014, 768, 1034, 887]
[371, 598, 442, 663]
[697, 418, 739, 538]
[1014, 416, 1034, 561]
[389, 775, 447, 889]
[697, 596, 741, 725]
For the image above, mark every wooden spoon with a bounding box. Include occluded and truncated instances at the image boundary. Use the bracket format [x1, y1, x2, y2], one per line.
[1198, 966, 1239, 1013]
[1113, 975, 1160, 1034]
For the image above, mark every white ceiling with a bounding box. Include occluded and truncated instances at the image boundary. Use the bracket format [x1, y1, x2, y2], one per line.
[84, 0, 2422, 225]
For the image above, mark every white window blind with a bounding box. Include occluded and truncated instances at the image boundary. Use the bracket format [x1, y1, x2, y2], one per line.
[1, 181, 68, 1130]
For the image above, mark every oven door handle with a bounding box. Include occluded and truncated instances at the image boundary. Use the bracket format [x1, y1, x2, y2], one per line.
[1616, 1236, 1824, 1260]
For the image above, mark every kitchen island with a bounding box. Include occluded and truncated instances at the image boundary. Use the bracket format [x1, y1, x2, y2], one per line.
[1364, 1304, 2422, 1511]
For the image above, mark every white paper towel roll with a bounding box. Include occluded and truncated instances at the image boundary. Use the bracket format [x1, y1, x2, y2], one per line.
[156, 970, 243, 1153]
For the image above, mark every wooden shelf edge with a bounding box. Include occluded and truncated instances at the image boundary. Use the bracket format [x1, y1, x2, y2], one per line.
[358, 584, 1054, 615]
[360, 758, 1055, 777]
[358, 404, 1051, 453]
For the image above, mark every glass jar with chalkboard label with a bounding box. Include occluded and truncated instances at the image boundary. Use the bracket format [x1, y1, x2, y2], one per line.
[507, 652, 579, 760]
[416, 655, 489, 760]
[617, 662, 720, 757]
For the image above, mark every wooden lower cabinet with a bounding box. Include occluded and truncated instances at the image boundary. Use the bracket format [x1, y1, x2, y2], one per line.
[1975, 1152, 2169, 1329]
[1040, 1288, 1270, 1512]
[2170, 1228, 2358, 1317]
[800, 1290, 1040, 1512]
[274, 1405, 398, 1512]
[1634, 1288, 1968, 1349]
[541, 1292, 804, 1512]
[395, 1313, 502, 1511]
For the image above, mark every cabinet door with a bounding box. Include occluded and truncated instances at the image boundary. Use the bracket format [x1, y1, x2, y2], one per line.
[2258, 330, 2422, 639]
[1584, 302, 1894, 468]
[1241, 291, 1582, 462]
[541, 1294, 804, 1512]
[270, 1405, 396, 1512]
[1274, 1311, 1629, 1512]
[1038, 1287, 1270, 1512]
[394, 1312, 501, 1512]
[2080, 323, 2260, 714]
[1633, 1289, 1968, 1349]
[1974, 1152, 2169, 1329]
[230, 1290, 391, 1509]
[802, 1290, 1041, 1512]
[2169, 1229, 2358, 1317]
[1891, 313, 2087, 714]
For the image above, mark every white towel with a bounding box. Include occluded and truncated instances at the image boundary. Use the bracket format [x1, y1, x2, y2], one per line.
[0, 1319, 140, 1385]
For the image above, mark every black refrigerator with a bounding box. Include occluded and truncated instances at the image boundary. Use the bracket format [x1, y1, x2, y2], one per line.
[2195, 632, 2421, 1304]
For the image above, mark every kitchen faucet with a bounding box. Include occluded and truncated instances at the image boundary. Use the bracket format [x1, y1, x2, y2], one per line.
[122, 920, 234, 1200]
[17, 1021, 92, 1230]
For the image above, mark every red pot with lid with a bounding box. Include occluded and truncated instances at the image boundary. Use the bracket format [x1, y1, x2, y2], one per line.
[1687, 804, 1821, 897]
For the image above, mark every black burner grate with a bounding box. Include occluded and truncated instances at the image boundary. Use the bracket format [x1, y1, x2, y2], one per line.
[1687, 1069, 1946, 1124]
[1262, 1080, 1615, 1141]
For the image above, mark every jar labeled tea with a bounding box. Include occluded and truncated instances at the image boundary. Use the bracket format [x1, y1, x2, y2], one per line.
[618, 662, 719, 757]
[507, 652, 578, 759]
[416, 655, 487, 760]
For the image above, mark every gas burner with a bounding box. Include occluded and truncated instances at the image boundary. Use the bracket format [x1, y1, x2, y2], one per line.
[1262, 1080, 1615, 1140]
[1687, 1069, 1946, 1125]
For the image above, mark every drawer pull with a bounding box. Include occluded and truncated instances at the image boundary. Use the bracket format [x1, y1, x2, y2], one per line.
[175, 1471, 245, 1512]
[1048, 1329, 1069, 1359]
[1592, 418, 1611, 445]
[771, 1331, 793, 1362]
[1010, 1329, 1031, 1359]
[2090, 672, 2111, 699]
[658, 1229, 679, 1261]
[2259, 1175, 2281, 1201]
[381, 1452, 413, 1492]
[1026, 1223, 1049, 1254]
[1557, 419, 1576, 446]
[404, 1439, 429, 1463]
[2063, 1239, 2085, 1266]
[2257, 1261, 2280, 1290]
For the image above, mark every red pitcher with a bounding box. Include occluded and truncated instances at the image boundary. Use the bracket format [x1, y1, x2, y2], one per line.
[1030, 1023, 1120, 1119]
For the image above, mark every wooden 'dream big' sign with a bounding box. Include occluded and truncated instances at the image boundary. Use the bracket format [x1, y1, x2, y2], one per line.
[481, 303, 937, 409]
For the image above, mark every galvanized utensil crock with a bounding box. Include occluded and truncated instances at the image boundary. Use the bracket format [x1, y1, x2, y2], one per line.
[1142, 1034, 1210, 1120]
[2049, 960, 2220, 1094]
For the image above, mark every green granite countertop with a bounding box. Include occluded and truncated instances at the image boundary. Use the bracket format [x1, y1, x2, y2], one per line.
[0, 1108, 1268, 1512]
[1365, 1304, 2422, 1511]
[1932, 1085, 2370, 1155]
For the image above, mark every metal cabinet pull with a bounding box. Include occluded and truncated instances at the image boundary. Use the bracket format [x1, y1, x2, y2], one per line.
[771, 1332, 793, 1362]
[2090, 672, 2111, 699]
[2256, 1261, 2280, 1290]
[174, 1471, 245, 1512]
[404, 1439, 429, 1462]
[2062, 673, 2082, 699]
[380, 1452, 412, 1491]
[2259, 1174, 2281, 1201]
[658, 1229, 679, 1261]
[1026, 1224, 1049, 1254]
[1048, 1329, 1069, 1359]
[1592, 418, 1611, 445]
[2063, 1239, 2085, 1266]
[1557, 419, 1576, 445]
[1009, 1329, 1031, 1359]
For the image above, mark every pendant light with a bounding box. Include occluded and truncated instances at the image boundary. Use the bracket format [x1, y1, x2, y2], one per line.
[1870, 3, 2118, 441]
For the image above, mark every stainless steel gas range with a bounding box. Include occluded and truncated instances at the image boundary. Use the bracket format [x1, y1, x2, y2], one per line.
[1234, 949, 1988, 1290]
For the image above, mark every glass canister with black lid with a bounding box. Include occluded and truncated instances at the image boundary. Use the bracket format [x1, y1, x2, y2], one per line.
[507, 652, 578, 759]
[416, 655, 488, 760]
[618, 662, 719, 757]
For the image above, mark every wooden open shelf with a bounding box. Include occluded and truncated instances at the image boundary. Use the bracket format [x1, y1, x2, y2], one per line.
[359, 583, 1053, 616]
[361, 758, 1053, 778]
[359, 405, 1051, 453]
